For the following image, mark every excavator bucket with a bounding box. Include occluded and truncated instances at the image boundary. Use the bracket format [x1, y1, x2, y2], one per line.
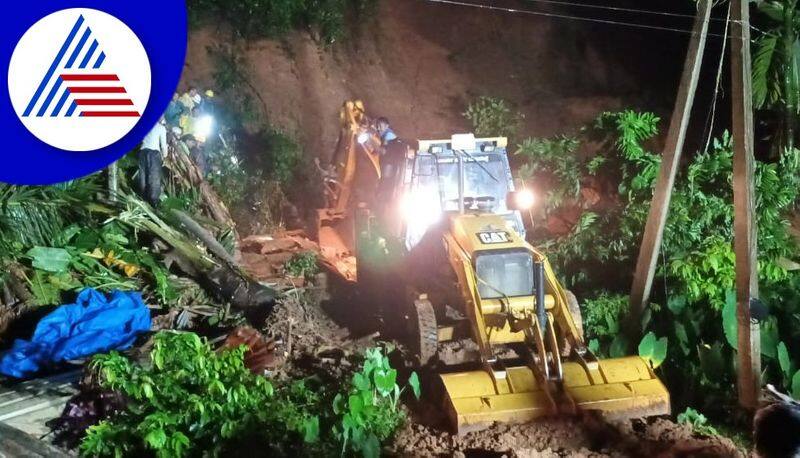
[440, 357, 670, 433]
[316, 210, 358, 281]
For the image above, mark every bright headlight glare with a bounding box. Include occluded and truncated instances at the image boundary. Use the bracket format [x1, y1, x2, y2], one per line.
[515, 189, 536, 210]
[400, 190, 441, 228]
[195, 115, 214, 139]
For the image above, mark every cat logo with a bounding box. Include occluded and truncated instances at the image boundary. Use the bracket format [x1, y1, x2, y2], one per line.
[477, 231, 510, 244]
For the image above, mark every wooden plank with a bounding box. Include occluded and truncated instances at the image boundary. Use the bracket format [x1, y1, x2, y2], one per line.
[627, 0, 712, 338]
[730, 0, 761, 410]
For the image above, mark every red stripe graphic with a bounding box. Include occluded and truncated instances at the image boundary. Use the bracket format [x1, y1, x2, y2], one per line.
[61, 74, 119, 81]
[75, 99, 134, 106]
[81, 111, 141, 117]
[68, 87, 127, 93]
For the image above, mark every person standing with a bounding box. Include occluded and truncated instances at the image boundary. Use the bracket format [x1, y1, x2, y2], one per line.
[164, 92, 184, 127]
[178, 87, 201, 112]
[139, 118, 168, 206]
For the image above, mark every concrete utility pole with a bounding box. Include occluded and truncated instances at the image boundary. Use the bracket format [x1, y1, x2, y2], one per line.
[730, 0, 761, 410]
[627, 0, 711, 338]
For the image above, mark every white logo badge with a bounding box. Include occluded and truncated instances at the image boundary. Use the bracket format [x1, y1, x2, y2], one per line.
[8, 8, 151, 152]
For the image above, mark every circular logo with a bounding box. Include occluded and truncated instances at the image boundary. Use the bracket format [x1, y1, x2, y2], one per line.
[8, 8, 151, 152]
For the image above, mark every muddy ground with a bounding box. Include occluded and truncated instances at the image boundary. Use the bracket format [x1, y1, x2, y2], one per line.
[244, 237, 746, 458]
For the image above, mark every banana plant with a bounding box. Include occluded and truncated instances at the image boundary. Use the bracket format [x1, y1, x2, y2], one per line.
[752, 0, 800, 151]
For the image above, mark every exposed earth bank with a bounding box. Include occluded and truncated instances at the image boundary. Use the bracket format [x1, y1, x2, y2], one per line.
[181, 0, 684, 164]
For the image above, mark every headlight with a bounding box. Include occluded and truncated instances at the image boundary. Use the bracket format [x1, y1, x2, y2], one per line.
[400, 190, 441, 229]
[513, 189, 536, 210]
[195, 115, 214, 139]
[357, 132, 370, 144]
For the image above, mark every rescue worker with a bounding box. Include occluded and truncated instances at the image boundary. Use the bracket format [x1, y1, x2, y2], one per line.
[138, 117, 168, 206]
[178, 87, 201, 113]
[180, 107, 209, 176]
[199, 89, 215, 114]
[373, 117, 398, 145]
[164, 92, 184, 127]
[373, 117, 403, 203]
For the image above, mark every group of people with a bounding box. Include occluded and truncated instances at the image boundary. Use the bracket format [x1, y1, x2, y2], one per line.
[138, 87, 215, 206]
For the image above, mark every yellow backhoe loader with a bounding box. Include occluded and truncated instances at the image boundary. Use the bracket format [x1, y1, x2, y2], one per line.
[314, 102, 670, 433]
[313, 100, 382, 281]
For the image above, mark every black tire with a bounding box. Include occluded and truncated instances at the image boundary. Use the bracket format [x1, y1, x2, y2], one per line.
[411, 296, 438, 365]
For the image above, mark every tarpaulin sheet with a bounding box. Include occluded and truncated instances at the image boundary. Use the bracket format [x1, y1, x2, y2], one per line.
[0, 288, 151, 378]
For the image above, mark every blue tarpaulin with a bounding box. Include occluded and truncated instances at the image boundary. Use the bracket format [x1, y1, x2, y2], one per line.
[0, 288, 151, 378]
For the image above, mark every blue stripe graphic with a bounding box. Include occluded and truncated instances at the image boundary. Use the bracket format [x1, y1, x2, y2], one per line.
[93, 52, 106, 69]
[51, 87, 71, 117]
[66, 100, 78, 117]
[36, 77, 63, 117]
[79, 40, 98, 69]
[65, 27, 91, 69]
[22, 15, 84, 117]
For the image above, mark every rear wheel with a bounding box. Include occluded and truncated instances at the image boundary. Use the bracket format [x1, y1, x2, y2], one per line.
[410, 295, 438, 365]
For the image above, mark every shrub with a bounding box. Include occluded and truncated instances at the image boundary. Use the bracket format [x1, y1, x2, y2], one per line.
[284, 251, 319, 279]
[516, 110, 800, 414]
[262, 127, 303, 185]
[677, 407, 719, 436]
[187, 0, 377, 43]
[464, 96, 522, 139]
[333, 348, 420, 458]
[80, 332, 316, 457]
[80, 332, 418, 457]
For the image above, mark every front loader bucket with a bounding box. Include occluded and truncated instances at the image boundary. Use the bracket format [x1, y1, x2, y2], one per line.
[315, 210, 358, 282]
[439, 356, 670, 433]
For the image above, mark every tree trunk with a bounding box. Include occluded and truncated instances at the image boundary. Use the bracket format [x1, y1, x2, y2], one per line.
[165, 141, 237, 229]
[783, 1, 797, 151]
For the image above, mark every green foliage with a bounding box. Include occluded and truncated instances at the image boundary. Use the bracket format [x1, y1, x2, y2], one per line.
[0, 180, 100, 259]
[0, 184, 178, 306]
[751, 0, 800, 150]
[753, 33, 780, 109]
[207, 147, 248, 208]
[261, 127, 304, 185]
[464, 96, 522, 140]
[518, 110, 800, 415]
[81, 332, 314, 457]
[27, 247, 71, 273]
[208, 45, 303, 186]
[677, 407, 719, 436]
[581, 292, 628, 355]
[187, 0, 377, 43]
[516, 136, 582, 213]
[208, 45, 264, 127]
[638, 331, 668, 369]
[284, 251, 319, 279]
[333, 347, 419, 458]
[776, 341, 800, 399]
[81, 335, 413, 457]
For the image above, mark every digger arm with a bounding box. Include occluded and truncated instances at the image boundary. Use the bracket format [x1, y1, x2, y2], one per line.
[536, 253, 586, 350]
[329, 100, 382, 214]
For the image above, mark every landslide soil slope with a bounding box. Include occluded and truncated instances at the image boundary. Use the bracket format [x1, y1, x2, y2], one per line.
[181, 0, 683, 165]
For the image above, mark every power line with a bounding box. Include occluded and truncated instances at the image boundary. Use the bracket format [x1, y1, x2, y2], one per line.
[519, 0, 733, 23]
[422, 0, 740, 38]
[702, 2, 731, 155]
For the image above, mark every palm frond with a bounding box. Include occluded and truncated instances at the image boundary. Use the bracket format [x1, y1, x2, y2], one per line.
[754, 34, 780, 109]
[0, 177, 103, 254]
[756, 0, 786, 23]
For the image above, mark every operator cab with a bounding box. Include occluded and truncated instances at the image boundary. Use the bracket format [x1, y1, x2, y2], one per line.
[398, 134, 526, 250]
